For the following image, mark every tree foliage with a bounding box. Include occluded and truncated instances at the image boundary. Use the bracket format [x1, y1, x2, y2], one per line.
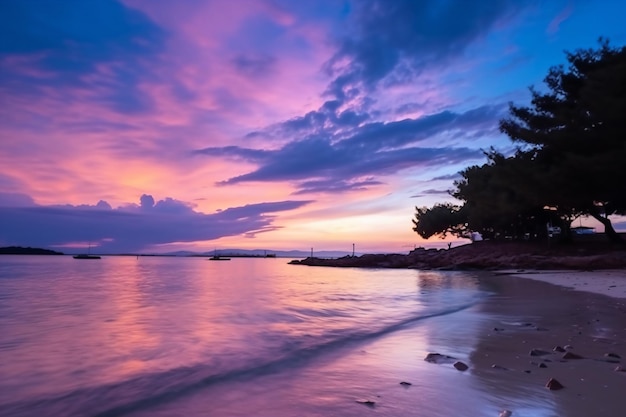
[412, 203, 467, 239]
[413, 39, 626, 243]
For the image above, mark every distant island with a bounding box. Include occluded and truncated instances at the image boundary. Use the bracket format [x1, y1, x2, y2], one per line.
[0, 246, 64, 255]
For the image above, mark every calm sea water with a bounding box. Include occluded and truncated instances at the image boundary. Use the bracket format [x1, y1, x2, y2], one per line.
[0, 255, 493, 417]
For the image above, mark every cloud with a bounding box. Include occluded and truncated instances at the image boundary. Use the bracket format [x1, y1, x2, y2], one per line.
[195, 105, 501, 193]
[410, 188, 453, 198]
[0, 192, 36, 207]
[0, 195, 312, 253]
[293, 178, 384, 195]
[231, 53, 277, 77]
[325, 0, 525, 99]
[0, 0, 166, 113]
[430, 173, 463, 181]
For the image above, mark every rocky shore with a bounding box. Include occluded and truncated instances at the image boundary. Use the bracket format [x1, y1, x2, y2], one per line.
[289, 240, 626, 270]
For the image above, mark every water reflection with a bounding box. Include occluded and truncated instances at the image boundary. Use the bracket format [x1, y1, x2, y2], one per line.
[1, 256, 491, 417]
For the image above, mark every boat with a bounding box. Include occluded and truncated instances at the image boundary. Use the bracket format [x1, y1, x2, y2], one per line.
[73, 243, 101, 259]
[73, 254, 101, 260]
[208, 249, 230, 261]
[208, 255, 230, 261]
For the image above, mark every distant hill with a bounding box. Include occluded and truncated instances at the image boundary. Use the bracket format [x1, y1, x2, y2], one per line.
[164, 249, 359, 259]
[0, 246, 64, 255]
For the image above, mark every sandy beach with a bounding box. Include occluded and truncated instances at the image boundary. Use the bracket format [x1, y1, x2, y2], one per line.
[503, 269, 626, 299]
[466, 270, 626, 417]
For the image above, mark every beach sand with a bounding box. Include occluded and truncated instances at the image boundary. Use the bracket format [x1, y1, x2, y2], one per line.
[468, 271, 626, 417]
[503, 269, 626, 299]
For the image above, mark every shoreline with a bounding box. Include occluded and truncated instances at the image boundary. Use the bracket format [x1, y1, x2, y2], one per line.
[290, 240, 626, 270]
[499, 269, 626, 299]
[136, 269, 626, 417]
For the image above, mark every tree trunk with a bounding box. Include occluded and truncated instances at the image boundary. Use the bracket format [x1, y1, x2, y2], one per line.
[589, 210, 624, 244]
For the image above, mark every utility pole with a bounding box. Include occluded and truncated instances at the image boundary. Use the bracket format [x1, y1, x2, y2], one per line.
[352, 243, 355, 257]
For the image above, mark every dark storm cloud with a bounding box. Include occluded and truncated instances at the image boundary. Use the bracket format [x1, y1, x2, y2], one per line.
[196, 105, 502, 192]
[0, 195, 312, 253]
[326, 0, 525, 97]
[0, 0, 166, 113]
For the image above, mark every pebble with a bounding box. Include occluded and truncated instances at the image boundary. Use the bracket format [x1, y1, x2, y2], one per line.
[356, 400, 376, 407]
[399, 381, 412, 386]
[546, 378, 564, 390]
[424, 353, 456, 363]
[562, 352, 584, 360]
[499, 410, 513, 417]
[529, 349, 551, 356]
[453, 361, 469, 371]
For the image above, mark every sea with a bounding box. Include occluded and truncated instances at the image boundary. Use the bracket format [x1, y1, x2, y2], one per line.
[0, 255, 521, 417]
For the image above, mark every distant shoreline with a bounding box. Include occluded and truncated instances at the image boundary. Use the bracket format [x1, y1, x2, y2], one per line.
[0, 246, 64, 255]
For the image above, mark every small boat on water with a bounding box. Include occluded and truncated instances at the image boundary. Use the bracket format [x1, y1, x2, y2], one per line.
[73, 243, 101, 259]
[209, 255, 230, 261]
[208, 249, 230, 261]
[73, 254, 101, 260]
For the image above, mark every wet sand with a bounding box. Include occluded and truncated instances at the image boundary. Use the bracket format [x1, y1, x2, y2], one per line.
[470, 271, 626, 417]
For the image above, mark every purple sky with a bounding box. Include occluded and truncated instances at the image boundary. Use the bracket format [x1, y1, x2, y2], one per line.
[1, 0, 625, 254]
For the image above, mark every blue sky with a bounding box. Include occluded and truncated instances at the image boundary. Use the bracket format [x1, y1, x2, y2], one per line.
[1, 0, 625, 253]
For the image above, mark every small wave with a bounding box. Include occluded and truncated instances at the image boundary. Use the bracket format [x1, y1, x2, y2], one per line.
[1, 294, 488, 417]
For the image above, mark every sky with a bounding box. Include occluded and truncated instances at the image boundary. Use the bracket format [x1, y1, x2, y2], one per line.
[1, 0, 626, 254]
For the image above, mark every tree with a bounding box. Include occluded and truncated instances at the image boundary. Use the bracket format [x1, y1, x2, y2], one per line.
[452, 149, 563, 241]
[412, 40, 625, 244]
[412, 203, 467, 239]
[500, 39, 626, 243]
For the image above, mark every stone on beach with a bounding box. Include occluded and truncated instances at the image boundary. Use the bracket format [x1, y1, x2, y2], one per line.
[553, 345, 566, 352]
[356, 400, 376, 407]
[453, 361, 469, 371]
[424, 353, 456, 364]
[545, 378, 564, 390]
[499, 410, 513, 417]
[529, 348, 551, 356]
[562, 351, 584, 360]
[399, 381, 412, 386]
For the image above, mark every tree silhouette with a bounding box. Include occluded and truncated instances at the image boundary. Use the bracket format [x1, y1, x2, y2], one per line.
[500, 39, 626, 242]
[413, 40, 626, 243]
